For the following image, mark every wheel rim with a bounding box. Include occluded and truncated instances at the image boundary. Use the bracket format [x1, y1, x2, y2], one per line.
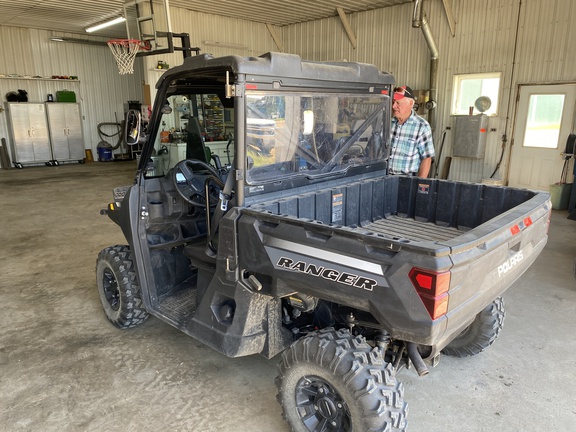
[295, 375, 350, 431]
[102, 267, 120, 311]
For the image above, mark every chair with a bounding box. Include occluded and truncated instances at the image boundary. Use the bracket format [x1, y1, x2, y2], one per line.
[185, 117, 210, 163]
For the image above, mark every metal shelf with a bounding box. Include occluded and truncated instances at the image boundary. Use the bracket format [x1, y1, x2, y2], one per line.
[0, 77, 80, 82]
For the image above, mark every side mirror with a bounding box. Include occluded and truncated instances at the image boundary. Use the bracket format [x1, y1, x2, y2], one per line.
[124, 109, 141, 146]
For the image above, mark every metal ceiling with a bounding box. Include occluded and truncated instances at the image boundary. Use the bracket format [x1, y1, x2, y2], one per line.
[0, 0, 413, 38]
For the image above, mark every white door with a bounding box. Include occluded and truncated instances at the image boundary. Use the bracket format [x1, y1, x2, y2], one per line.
[508, 84, 576, 190]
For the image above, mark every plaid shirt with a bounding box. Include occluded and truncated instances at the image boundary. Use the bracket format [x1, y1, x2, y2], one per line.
[389, 112, 434, 174]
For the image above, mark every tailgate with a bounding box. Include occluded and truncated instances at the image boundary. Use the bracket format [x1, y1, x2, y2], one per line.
[438, 193, 551, 344]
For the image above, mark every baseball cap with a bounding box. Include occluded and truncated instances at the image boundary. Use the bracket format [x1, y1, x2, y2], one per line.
[393, 86, 415, 101]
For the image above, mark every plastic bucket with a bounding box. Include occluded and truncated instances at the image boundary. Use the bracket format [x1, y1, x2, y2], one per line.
[549, 183, 572, 210]
[97, 147, 113, 162]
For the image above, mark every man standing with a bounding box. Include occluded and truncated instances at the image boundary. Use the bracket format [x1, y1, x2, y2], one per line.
[388, 86, 435, 177]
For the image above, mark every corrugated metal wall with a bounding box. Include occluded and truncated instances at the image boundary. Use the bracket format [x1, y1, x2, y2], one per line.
[0, 9, 279, 168]
[283, 0, 576, 183]
[2, 0, 575, 180]
[0, 26, 144, 165]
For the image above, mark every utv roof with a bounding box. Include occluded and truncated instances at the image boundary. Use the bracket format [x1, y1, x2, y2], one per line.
[157, 51, 394, 89]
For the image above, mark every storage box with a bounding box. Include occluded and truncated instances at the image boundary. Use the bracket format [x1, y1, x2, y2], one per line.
[56, 90, 76, 103]
[549, 183, 572, 210]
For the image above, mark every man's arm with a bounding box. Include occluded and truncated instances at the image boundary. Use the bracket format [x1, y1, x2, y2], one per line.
[417, 157, 432, 178]
[416, 120, 434, 178]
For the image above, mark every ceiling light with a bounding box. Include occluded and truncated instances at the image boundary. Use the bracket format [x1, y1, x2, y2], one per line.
[85, 17, 126, 33]
[203, 40, 248, 50]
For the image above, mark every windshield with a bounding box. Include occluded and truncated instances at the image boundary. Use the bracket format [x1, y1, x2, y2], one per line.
[245, 92, 389, 184]
[143, 92, 234, 178]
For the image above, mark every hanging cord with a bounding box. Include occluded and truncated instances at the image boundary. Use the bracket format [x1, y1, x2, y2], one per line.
[560, 159, 569, 184]
[560, 133, 576, 184]
[97, 122, 123, 150]
[494, 0, 523, 179]
[490, 134, 507, 179]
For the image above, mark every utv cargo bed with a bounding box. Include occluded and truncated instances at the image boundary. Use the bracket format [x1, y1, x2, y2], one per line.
[245, 174, 549, 253]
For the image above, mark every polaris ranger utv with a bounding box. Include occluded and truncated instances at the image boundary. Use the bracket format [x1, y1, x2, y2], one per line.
[97, 52, 550, 431]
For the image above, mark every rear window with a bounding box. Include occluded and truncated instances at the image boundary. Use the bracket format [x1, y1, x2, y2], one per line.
[245, 92, 390, 184]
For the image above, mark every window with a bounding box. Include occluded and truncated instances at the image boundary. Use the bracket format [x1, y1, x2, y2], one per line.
[452, 72, 501, 116]
[523, 94, 565, 149]
[244, 92, 389, 184]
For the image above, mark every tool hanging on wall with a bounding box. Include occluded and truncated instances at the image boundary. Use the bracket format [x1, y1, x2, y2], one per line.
[560, 133, 576, 184]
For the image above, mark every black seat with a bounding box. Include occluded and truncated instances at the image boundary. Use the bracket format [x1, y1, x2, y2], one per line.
[185, 117, 210, 163]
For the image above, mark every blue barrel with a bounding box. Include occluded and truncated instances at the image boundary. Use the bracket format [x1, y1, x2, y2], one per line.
[97, 147, 113, 162]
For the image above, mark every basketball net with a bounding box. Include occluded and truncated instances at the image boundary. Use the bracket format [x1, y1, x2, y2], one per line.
[107, 39, 149, 75]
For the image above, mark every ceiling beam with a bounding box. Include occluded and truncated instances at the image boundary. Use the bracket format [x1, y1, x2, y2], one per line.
[336, 7, 357, 49]
[266, 23, 284, 52]
[441, 0, 456, 36]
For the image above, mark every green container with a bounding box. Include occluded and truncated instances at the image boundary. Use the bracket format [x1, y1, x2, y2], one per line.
[549, 183, 572, 210]
[56, 90, 76, 102]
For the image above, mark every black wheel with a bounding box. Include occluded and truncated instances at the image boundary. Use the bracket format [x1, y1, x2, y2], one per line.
[15, 163, 23, 169]
[276, 328, 408, 432]
[95, 245, 148, 329]
[78, 159, 85, 164]
[442, 297, 505, 357]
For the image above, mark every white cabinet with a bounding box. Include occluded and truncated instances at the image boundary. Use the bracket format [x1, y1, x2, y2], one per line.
[46, 103, 85, 163]
[4, 102, 85, 168]
[5, 103, 52, 168]
[206, 140, 234, 164]
[167, 142, 187, 168]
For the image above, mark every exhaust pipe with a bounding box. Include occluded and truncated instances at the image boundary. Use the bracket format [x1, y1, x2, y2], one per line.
[407, 342, 429, 377]
[412, 1, 439, 133]
[412, 0, 424, 28]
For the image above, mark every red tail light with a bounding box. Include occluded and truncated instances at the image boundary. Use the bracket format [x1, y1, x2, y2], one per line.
[409, 268, 451, 320]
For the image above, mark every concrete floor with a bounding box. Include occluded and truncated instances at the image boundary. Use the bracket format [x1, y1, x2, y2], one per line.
[0, 161, 575, 432]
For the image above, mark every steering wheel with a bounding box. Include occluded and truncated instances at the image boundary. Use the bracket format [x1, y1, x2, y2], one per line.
[172, 159, 223, 207]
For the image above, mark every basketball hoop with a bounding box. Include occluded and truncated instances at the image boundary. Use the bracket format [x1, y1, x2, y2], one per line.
[107, 39, 150, 75]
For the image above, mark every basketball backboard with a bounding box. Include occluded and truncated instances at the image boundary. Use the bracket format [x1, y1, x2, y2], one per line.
[123, 0, 199, 59]
[124, 0, 172, 55]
